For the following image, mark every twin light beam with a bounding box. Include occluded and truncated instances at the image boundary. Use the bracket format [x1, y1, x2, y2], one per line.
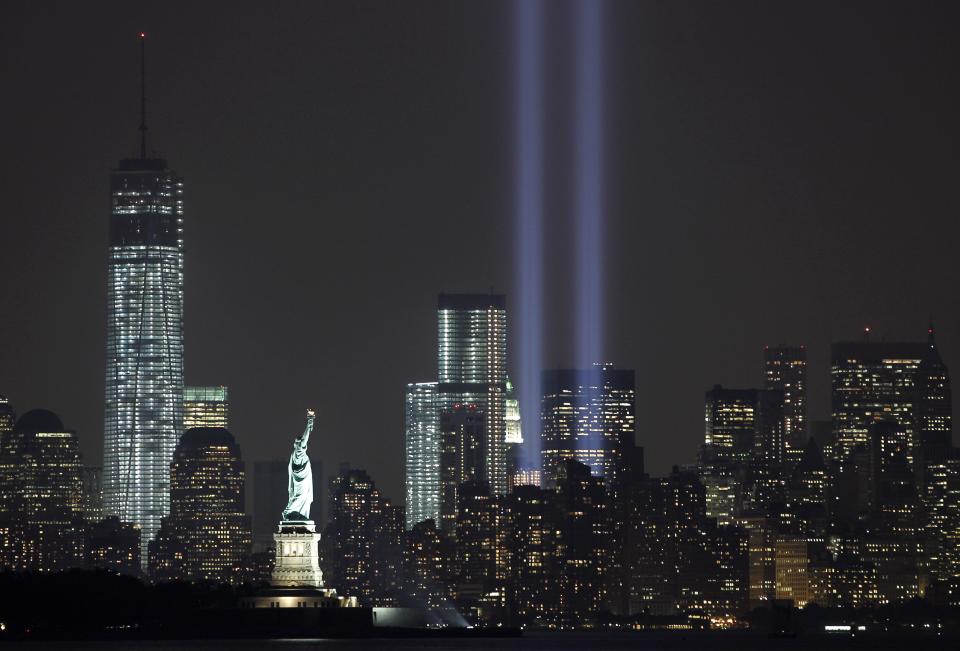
[515, 0, 605, 469]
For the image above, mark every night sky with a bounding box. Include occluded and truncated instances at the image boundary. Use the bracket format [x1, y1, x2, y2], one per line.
[2, 1, 959, 504]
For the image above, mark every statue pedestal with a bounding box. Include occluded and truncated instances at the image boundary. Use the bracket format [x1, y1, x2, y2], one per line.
[271, 520, 323, 588]
[242, 520, 359, 609]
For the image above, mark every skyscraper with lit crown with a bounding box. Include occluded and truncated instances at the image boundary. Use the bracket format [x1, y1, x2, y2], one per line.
[184, 385, 229, 429]
[103, 34, 185, 563]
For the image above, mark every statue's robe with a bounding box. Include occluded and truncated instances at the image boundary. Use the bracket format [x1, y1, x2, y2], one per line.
[282, 444, 313, 521]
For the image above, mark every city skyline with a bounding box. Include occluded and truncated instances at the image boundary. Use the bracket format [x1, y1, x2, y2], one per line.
[4, 1, 960, 506]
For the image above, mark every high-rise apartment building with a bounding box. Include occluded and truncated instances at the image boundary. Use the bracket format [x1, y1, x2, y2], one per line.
[437, 294, 508, 495]
[324, 467, 403, 606]
[184, 385, 229, 429]
[404, 381, 439, 529]
[103, 120, 185, 562]
[555, 459, 610, 628]
[148, 427, 251, 583]
[764, 346, 807, 461]
[540, 365, 636, 489]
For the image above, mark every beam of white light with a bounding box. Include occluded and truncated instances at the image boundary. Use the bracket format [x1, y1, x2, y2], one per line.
[574, 0, 604, 370]
[515, 0, 544, 471]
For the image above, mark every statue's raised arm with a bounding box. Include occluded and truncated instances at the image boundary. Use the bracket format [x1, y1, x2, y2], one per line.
[282, 409, 316, 522]
[297, 410, 315, 450]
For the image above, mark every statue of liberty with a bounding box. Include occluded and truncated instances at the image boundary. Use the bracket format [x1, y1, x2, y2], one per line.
[282, 409, 315, 521]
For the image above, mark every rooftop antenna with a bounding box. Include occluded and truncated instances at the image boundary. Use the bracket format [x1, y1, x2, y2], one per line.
[139, 31, 147, 159]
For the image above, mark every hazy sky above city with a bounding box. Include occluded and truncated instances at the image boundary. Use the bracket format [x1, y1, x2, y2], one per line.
[2, 1, 959, 502]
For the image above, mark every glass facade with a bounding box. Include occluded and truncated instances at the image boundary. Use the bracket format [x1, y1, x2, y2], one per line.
[540, 365, 636, 489]
[103, 157, 185, 564]
[184, 385, 230, 430]
[437, 294, 508, 495]
[404, 382, 438, 529]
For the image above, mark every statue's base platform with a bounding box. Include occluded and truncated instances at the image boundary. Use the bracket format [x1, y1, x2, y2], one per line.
[241, 586, 359, 609]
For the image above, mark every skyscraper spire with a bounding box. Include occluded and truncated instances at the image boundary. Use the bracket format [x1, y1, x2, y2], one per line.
[139, 31, 147, 159]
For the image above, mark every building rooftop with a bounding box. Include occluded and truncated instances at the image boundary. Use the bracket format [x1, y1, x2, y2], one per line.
[179, 426, 237, 449]
[15, 408, 65, 433]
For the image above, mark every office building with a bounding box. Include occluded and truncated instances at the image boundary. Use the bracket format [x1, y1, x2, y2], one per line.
[540, 365, 636, 489]
[753, 389, 786, 466]
[402, 519, 453, 608]
[404, 381, 439, 528]
[439, 403, 486, 533]
[82, 466, 104, 522]
[0, 409, 85, 572]
[704, 385, 757, 462]
[775, 538, 811, 608]
[86, 516, 141, 576]
[437, 294, 508, 495]
[506, 485, 562, 627]
[184, 385, 229, 429]
[148, 427, 251, 584]
[918, 324, 953, 464]
[764, 346, 807, 461]
[103, 109, 186, 562]
[555, 459, 610, 628]
[926, 458, 960, 581]
[453, 481, 510, 624]
[831, 338, 926, 464]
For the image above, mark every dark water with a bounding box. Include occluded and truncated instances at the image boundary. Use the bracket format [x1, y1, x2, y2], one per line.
[4, 632, 958, 651]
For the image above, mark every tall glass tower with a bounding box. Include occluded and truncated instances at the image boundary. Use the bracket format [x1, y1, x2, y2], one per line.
[437, 294, 508, 495]
[103, 155, 184, 563]
[103, 37, 185, 562]
[404, 381, 439, 529]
